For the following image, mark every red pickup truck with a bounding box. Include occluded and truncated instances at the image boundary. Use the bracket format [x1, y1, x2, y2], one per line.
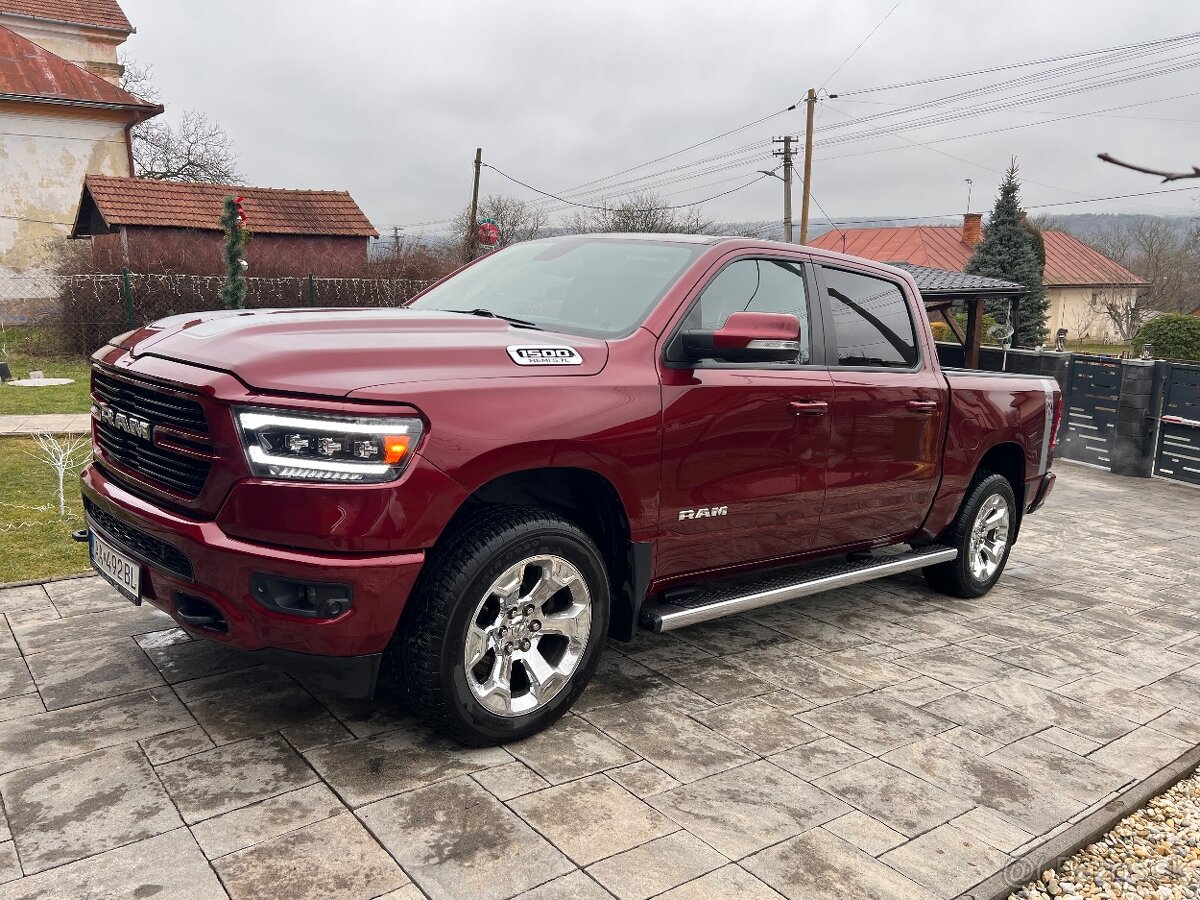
[81, 235, 1060, 744]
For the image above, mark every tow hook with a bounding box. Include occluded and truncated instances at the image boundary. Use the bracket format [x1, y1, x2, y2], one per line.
[71, 529, 90, 543]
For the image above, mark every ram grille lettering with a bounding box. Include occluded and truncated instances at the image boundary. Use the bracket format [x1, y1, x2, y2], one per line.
[95, 401, 152, 441]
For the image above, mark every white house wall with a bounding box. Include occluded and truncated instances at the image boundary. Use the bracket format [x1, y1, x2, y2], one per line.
[0, 107, 131, 279]
[1045, 284, 1137, 345]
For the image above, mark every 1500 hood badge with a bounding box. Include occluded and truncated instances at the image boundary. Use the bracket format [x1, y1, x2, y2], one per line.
[507, 346, 583, 366]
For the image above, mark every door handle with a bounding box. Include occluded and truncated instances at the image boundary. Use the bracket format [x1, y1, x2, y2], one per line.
[789, 400, 829, 416]
[906, 400, 938, 413]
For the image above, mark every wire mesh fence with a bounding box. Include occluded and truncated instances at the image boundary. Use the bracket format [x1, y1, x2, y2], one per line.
[0, 273, 434, 355]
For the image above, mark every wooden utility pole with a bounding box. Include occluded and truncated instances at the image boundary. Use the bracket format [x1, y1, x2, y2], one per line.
[772, 136, 796, 243]
[799, 88, 816, 244]
[464, 147, 482, 262]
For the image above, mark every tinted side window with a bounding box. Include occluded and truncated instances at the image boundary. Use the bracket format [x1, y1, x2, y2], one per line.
[822, 267, 918, 367]
[685, 259, 811, 364]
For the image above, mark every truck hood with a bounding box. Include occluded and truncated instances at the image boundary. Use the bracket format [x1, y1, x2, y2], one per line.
[122, 308, 610, 397]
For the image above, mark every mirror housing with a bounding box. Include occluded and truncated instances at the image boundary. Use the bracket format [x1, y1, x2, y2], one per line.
[680, 312, 802, 364]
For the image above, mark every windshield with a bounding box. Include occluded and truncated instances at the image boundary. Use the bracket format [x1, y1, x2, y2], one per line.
[408, 238, 706, 338]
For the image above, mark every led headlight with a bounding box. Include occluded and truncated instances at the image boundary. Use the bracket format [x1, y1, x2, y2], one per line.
[236, 408, 423, 483]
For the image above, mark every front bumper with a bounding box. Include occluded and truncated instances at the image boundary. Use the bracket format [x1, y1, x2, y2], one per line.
[81, 463, 426, 696]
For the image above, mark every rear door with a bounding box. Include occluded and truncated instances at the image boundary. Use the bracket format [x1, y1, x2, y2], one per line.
[813, 263, 948, 550]
[656, 254, 833, 579]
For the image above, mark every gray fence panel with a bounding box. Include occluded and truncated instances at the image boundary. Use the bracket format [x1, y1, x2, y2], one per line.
[1154, 362, 1200, 487]
[1060, 355, 1123, 468]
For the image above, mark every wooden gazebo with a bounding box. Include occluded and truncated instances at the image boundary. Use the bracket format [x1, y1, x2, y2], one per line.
[890, 263, 1027, 369]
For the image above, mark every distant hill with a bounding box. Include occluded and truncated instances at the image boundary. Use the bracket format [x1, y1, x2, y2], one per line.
[376, 212, 1194, 259]
[716, 213, 1195, 244]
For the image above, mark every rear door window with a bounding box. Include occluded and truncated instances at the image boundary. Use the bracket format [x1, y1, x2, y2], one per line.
[821, 267, 918, 368]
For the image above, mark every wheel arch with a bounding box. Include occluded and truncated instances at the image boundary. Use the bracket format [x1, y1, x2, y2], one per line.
[438, 466, 650, 642]
[975, 441, 1025, 536]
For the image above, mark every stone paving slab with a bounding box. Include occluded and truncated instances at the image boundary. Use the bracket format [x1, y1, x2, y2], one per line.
[0, 462, 1199, 898]
[0, 414, 90, 436]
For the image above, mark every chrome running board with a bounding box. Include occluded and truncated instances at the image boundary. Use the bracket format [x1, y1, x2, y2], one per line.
[641, 544, 958, 633]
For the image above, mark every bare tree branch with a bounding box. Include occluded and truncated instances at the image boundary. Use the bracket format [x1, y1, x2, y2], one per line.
[118, 53, 159, 103]
[1097, 153, 1200, 183]
[130, 113, 243, 184]
[564, 191, 715, 235]
[120, 54, 243, 185]
[452, 194, 549, 250]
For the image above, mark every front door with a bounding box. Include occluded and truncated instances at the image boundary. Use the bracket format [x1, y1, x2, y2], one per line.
[657, 255, 833, 580]
[813, 263, 947, 550]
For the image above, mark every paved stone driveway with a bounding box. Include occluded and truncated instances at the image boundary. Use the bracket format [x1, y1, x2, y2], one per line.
[1, 461, 1199, 900]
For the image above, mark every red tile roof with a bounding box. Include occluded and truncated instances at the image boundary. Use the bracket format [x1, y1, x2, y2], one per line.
[0, 0, 131, 33]
[0, 24, 157, 111]
[810, 222, 1146, 287]
[78, 175, 379, 237]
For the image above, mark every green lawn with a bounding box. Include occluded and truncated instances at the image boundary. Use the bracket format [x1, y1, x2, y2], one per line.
[0, 435, 91, 583]
[0, 325, 93, 416]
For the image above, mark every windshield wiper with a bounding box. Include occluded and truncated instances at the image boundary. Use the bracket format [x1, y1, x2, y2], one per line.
[443, 308, 543, 330]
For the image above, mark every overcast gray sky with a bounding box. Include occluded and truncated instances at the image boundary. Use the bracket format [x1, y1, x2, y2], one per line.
[119, 0, 1200, 235]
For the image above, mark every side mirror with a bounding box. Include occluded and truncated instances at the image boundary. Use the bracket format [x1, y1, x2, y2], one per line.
[680, 312, 802, 363]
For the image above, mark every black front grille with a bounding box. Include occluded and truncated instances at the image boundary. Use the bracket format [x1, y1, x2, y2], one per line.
[92, 368, 212, 498]
[93, 369, 208, 434]
[85, 497, 194, 580]
[94, 422, 212, 497]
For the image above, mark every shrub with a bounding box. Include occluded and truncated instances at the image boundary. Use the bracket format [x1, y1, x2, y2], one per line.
[1133, 314, 1200, 362]
[927, 312, 1000, 345]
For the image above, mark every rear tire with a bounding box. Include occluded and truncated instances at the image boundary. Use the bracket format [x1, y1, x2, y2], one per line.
[385, 506, 610, 746]
[923, 472, 1016, 599]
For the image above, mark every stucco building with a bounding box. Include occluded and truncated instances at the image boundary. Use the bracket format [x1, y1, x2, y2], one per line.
[810, 214, 1146, 344]
[0, 0, 159, 279]
[72, 175, 379, 277]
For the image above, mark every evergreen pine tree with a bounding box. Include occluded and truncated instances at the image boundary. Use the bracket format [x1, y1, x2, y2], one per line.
[965, 162, 1048, 346]
[219, 195, 248, 309]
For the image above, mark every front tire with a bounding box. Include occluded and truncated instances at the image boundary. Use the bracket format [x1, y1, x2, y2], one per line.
[388, 507, 610, 745]
[923, 472, 1016, 598]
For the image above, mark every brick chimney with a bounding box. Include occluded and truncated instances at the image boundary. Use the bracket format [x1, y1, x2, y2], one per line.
[962, 213, 982, 248]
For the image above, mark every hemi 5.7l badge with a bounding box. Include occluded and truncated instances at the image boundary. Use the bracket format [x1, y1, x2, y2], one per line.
[507, 346, 583, 366]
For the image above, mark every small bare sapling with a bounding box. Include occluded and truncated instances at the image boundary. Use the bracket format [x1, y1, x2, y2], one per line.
[30, 433, 91, 518]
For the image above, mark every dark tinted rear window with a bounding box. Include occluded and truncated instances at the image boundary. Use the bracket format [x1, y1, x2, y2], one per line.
[822, 267, 918, 367]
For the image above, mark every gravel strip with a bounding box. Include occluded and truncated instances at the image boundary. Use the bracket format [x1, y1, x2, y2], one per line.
[1011, 772, 1200, 899]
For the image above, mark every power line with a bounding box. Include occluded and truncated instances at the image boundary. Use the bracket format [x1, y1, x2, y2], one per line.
[0, 212, 74, 226]
[394, 32, 1200, 233]
[481, 163, 773, 211]
[814, 55, 1200, 151]
[561, 34, 1200, 211]
[816, 37, 1200, 140]
[816, 44, 1200, 144]
[543, 107, 795, 200]
[835, 30, 1200, 94]
[831, 96, 1200, 123]
[820, 0, 905, 89]
[809, 185, 1200, 231]
[814, 89, 1200, 179]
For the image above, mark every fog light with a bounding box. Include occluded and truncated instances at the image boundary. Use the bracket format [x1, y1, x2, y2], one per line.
[250, 574, 353, 618]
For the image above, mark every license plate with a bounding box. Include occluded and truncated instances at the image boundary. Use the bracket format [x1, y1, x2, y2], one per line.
[90, 532, 142, 605]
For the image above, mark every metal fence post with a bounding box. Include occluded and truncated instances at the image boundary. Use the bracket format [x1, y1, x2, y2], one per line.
[307, 273, 315, 307]
[121, 267, 134, 330]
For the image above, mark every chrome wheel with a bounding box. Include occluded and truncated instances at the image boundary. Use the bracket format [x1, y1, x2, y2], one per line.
[968, 493, 1010, 582]
[464, 554, 592, 717]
